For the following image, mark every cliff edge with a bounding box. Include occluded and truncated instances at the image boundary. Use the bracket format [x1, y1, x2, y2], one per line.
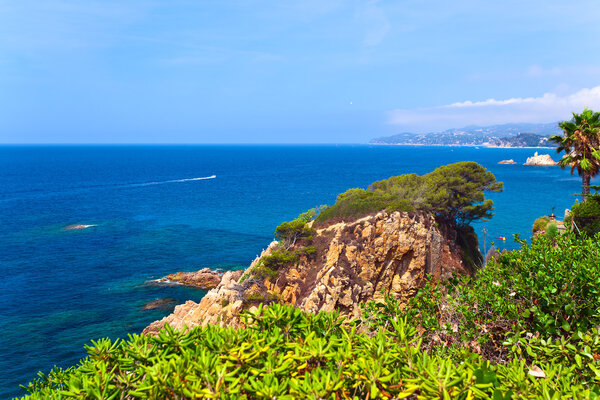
[144, 211, 475, 334]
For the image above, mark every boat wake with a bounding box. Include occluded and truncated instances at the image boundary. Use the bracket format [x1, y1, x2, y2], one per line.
[126, 175, 216, 188]
[1, 175, 217, 203]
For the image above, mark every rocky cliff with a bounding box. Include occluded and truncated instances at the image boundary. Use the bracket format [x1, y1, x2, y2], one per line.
[144, 211, 475, 334]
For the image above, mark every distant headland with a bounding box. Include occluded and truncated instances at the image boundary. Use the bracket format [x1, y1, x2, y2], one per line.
[370, 122, 561, 147]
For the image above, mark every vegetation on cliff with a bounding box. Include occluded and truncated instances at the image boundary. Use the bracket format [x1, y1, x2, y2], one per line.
[240, 210, 318, 285]
[565, 193, 600, 236]
[531, 216, 560, 239]
[314, 161, 503, 229]
[19, 233, 600, 399]
[311, 161, 500, 272]
[532, 216, 551, 234]
[241, 162, 499, 287]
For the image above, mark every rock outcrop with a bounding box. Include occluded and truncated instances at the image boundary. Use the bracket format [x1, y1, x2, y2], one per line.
[498, 159, 517, 165]
[157, 268, 223, 289]
[143, 211, 475, 334]
[524, 152, 557, 166]
[144, 269, 246, 335]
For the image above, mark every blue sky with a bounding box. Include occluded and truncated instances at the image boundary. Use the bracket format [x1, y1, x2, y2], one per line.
[2, 0, 600, 143]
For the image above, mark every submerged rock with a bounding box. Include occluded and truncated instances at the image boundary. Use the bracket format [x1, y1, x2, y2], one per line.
[524, 152, 557, 166]
[143, 211, 475, 335]
[65, 224, 97, 230]
[142, 297, 178, 311]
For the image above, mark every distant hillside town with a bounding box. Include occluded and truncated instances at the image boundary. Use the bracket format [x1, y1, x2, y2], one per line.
[370, 122, 561, 147]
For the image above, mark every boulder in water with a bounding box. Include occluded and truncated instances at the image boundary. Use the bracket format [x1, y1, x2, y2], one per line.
[524, 152, 557, 166]
[142, 297, 177, 311]
[65, 224, 96, 230]
[158, 268, 223, 289]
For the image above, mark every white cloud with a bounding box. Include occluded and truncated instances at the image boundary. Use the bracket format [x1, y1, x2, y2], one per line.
[388, 86, 600, 132]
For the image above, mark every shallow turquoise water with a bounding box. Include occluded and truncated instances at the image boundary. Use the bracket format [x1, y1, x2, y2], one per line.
[0, 145, 584, 398]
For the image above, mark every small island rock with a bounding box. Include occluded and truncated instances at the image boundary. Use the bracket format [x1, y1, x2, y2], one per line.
[498, 159, 517, 164]
[524, 152, 557, 166]
[158, 268, 224, 289]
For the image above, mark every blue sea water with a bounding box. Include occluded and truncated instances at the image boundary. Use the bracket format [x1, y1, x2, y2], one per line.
[0, 144, 586, 398]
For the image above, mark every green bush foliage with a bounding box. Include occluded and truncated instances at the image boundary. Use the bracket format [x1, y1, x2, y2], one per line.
[532, 216, 550, 233]
[243, 212, 319, 283]
[18, 233, 600, 399]
[20, 301, 600, 399]
[315, 161, 503, 227]
[252, 263, 279, 280]
[544, 223, 558, 239]
[566, 194, 600, 236]
[274, 210, 317, 249]
[297, 245, 316, 256]
[314, 188, 414, 223]
[456, 225, 484, 272]
[261, 249, 299, 271]
[402, 233, 600, 346]
[423, 162, 503, 226]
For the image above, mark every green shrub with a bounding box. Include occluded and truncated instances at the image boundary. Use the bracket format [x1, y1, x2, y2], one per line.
[245, 292, 280, 305]
[274, 213, 316, 248]
[252, 264, 279, 280]
[545, 222, 558, 238]
[315, 188, 413, 224]
[19, 299, 600, 399]
[246, 245, 306, 282]
[246, 210, 321, 284]
[568, 194, 600, 236]
[456, 225, 483, 271]
[261, 249, 299, 271]
[297, 245, 316, 257]
[532, 215, 550, 233]
[401, 233, 600, 346]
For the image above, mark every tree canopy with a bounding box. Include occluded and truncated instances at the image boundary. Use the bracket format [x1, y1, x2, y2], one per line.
[550, 108, 600, 200]
[274, 210, 316, 249]
[423, 162, 503, 226]
[316, 161, 503, 227]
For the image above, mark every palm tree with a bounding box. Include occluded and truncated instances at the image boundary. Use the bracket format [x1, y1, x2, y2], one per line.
[549, 108, 600, 201]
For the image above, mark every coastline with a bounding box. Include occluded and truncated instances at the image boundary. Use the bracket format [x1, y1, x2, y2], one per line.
[369, 143, 557, 149]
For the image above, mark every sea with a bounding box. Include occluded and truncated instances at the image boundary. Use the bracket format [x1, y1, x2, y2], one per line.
[0, 144, 586, 398]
